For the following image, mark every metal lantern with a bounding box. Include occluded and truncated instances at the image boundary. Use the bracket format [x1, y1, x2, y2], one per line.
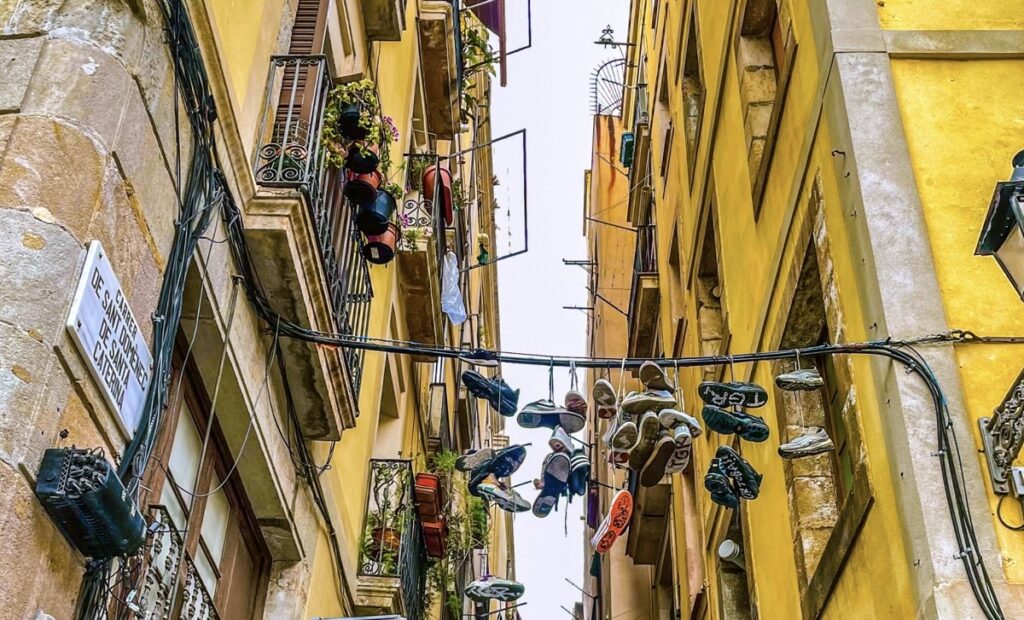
[976, 150, 1024, 300]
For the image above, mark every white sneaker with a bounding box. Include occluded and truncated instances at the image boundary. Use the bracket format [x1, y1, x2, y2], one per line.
[778, 427, 834, 459]
[665, 426, 692, 473]
[549, 426, 574, 454]
[657, 408, 702, 437]
[593, 379, 617, 419]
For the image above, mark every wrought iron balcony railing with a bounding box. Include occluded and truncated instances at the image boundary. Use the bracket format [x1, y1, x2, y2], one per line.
[93, 505, 219, 620]
[253, 55, 373, 397]
[359, 459, 428, 620]
[633, 224, 658, 276]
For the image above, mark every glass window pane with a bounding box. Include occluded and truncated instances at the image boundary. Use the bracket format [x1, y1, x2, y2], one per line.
[168, 404, 203, 508]
[201, 473, 230, 571]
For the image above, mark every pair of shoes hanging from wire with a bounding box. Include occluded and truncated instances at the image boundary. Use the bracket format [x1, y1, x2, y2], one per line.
[600, 361, 703, 488]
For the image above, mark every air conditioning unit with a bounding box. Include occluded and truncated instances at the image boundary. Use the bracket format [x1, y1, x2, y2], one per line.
[35, 448, 146, 559]
[620, 131, 635, 168]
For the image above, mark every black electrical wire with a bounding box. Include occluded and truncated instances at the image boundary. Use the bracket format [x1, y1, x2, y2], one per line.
[71, 0, 1014, 614]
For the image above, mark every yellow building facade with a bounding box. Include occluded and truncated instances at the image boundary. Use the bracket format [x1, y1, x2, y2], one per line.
[584, 1, 1024, 619]
[0, 0, 513, 618]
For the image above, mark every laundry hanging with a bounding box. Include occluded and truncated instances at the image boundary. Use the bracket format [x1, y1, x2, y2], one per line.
[441, 250, 467, 325]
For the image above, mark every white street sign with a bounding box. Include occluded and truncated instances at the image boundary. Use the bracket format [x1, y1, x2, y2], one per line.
[66, 241, 152, 434]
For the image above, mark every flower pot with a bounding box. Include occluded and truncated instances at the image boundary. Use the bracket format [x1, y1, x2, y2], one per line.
[339, 102, 368, 140]
[414, 473, 445, 518]
[362, 222, 399, 264]
[422, 165, 454, 226]
[346, 143, 379, 174]
[345, 170, 383, 207]
[421, 517, 448, 559]
[356, 190, 397, 236]
[369, 526, 401, 554]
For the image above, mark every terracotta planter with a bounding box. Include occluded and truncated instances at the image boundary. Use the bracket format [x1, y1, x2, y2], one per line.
[346, 143, 379, 174]
[414, 473, 445, 518]
[421, 165, 454, 226]
[368, 526, 401, 554]
[339, 102, 368, 140]
[362, 222, 399, 264]
[421, 517, 448, 559]
[356, 190, 397, 236]
[345, 170, 383, 207]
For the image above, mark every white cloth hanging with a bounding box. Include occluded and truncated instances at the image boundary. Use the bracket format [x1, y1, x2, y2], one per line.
[441, 250, 467, 325]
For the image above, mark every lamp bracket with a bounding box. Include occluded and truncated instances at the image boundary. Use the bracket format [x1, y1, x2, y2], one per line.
[980, 368, 1024, 495]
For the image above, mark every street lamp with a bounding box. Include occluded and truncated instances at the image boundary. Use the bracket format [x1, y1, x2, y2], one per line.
[976, 150, 1024, 300]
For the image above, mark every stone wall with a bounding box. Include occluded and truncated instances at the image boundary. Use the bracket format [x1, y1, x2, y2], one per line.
[0, 0, 319, 616]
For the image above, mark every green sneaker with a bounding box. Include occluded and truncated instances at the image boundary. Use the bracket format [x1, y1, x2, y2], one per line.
[701, 405, 770, 442]
[716, 445, 762, 500]
[465, 575, 525, 602]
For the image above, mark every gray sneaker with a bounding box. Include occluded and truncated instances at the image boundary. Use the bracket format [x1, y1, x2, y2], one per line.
[518, 399, 586, 433]
[778, 427, 834, 459]
[775, 368, 825, 391]
[627, 413, 662, 471]
[621, 389, 676, 415]
[639, 361, 674, 391]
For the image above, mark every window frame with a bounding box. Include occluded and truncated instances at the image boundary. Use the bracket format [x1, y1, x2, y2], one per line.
[139, 344, 271, 619]
[733, 0, 799, 219]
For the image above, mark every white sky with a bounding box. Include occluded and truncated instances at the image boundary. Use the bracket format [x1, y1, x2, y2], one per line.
[490, 1, 628, 616]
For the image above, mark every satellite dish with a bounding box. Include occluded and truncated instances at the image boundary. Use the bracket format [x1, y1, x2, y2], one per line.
[590, 57, 626, 117]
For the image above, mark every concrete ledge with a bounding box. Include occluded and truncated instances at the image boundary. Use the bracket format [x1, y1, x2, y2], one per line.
[884, 30, 1024, 59]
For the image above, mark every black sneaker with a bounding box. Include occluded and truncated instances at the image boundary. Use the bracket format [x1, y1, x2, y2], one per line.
[698, 381, 768, 409]
[715, 445, 762, 500]
[701, 405, 770, 442]
[463, 370, 519, 416]
[704, 460, 738, 509]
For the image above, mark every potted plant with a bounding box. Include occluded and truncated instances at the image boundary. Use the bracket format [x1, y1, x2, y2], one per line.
[356, 189, 397, 235]
[322, 80, 400, 174]
[362, 221, 400, 264]
[344, 169, 383, 206]
[422, 165, 454, 226]
[345, 142, 380, 174]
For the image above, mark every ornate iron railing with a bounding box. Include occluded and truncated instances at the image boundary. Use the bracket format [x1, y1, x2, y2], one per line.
[359, 459, 427, 620]
[633, 224, 657, 276]
[253, 55, 372, 398]
[96, 505, 219, 620]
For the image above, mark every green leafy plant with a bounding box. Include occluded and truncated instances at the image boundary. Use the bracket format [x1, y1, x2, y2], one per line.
[407, 156, 432, 192]
[451, 179, 467, 212]
[460, 19, 497, 122]
[321, 79, 400, 174]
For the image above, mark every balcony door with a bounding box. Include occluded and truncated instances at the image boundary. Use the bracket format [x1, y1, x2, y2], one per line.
[139, 350, 269, 619]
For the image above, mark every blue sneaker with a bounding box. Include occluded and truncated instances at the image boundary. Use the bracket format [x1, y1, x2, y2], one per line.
[462, 370, 519, 416]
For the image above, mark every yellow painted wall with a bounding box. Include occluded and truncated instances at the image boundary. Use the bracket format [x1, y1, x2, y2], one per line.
[876, 1, 1024, 30]
[603, 0, 1024, 618]
[891, 58, 1024, 581]
[206, 0, 288, 155]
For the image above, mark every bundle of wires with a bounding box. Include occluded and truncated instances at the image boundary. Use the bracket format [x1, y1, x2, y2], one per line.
[73, 0, 1006, 614]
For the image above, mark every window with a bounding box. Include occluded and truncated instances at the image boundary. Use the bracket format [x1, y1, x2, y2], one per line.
[140, 354, 269, 619]
[693, 195, 724, 382]
[655, 62, 672, 180]
[736, 0, 794, 209]
[681, 5, 704, 181]
[716, 514, 752, 620]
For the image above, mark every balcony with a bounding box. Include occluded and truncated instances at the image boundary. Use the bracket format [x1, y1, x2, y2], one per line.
[395, 170, 448, 357]
[626, 83, 651, 226]
[418, 1, 460, 138]
[361, 0, 408, 41]
[627, 224, 660, 358]
[250, 55, 373, 438]
[625, 471, 671, 565]
[356, 460, 428, 620]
